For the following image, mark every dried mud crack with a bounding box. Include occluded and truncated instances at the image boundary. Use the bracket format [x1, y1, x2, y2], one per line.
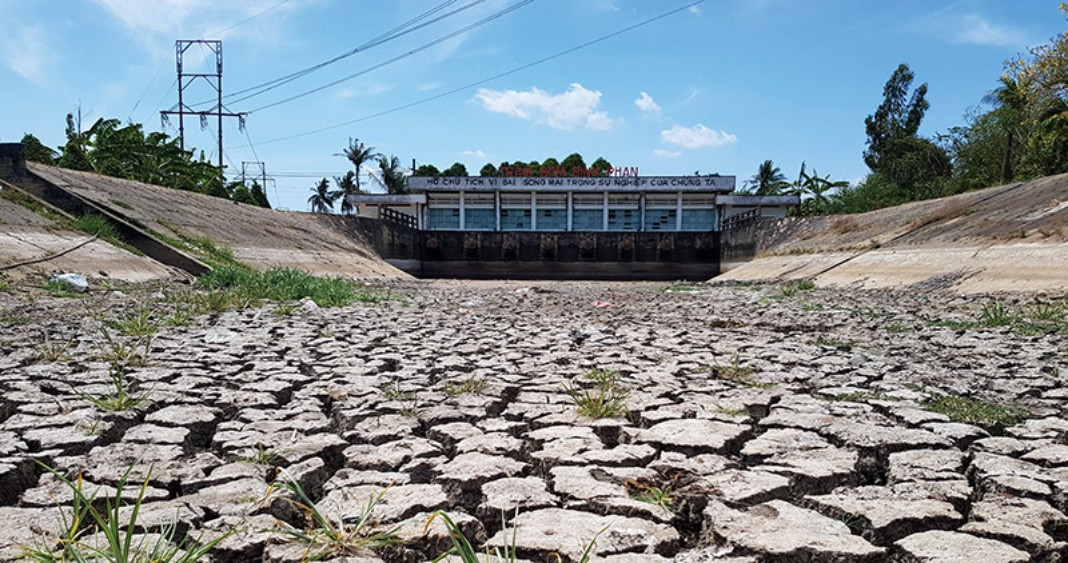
[1, 280, 1066, 562]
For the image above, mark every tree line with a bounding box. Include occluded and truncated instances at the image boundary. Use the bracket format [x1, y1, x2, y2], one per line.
[747, 5, 1068, 216]
[414, 153, 613, 179]
[308, 138, 409, 213]
[308, 150, 618, 212]
[20, 116, 271, 208]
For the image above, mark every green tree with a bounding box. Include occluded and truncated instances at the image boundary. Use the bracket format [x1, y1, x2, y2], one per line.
[20, 134, 56, 163]
[863, 63, 930, 172]
[378, 155, 409, 194]
[414, 164, 440, 176]
[46, 114, 224, 195]
[250, 180, 271, 209]
[308, 178, 336, 213]
[541, 157, 561, 175]
[1003, 11, 1068, 178]
[747, 160, 790, 195]
[230, 183, 256, 205]
[479, 163, 498, 176]
[982, 75, 1029, 183]
[441, 162, 468, 176]
[334, 171, 358, 214]
[590, 157, 612, 176]
[860, 64, 950, 204]
[795, 168, 849, 215]
[340, 138, 380, 194]
[560, 153, 586, 175]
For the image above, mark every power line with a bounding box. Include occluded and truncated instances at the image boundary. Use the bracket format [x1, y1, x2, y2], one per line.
[128, 59, 170, 121]
[229, 0, 705, 149]
[215, 1, 476, 106]
[242, 0, 530, 113]
[132, 1, 290, 120]
[185, 0, 483, 111]
[208, 0, 291, 37]
[153, 78, 178, 118]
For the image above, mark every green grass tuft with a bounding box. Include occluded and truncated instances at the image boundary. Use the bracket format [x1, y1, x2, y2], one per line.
[269, 475, 400, 559]
[444, 376, 488, 397]
[239, 444, 280, 466]
[197, 266, 389, 308]
[979, 301, 1015, 327]
[35, 331, 75, 363]
[74, 213, 143, 255]
[704, 355, 769, 387]
[778, 279, 816, 297]
[20, 462, 232, 561]
[564, 368, 628, 419]
[631, 485, 677, 512]
[110, 306, 160, 337]
[922, 395, 1029, 429]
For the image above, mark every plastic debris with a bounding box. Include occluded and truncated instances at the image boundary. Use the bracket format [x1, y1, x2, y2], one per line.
[50, 273, 88, 293]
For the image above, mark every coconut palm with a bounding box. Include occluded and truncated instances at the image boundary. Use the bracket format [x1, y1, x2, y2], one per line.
[982, 75, 1029, 183]
[334, 171, 358, 215]
[340, 138, 380, 193]
[748, 160, 790, 195]
[378, 155, 409, 194]
[308, 178, 336, 213]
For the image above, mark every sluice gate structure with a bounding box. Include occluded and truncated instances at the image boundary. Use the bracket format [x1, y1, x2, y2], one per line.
[351, 175, 797, 281]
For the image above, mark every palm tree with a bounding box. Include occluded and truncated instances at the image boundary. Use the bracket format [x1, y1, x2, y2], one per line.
[748, 160, 790, 195]
[340, 138, 380, 193]
[378, 155, 409, 194]
[334, 171, 358, 215]
[307, 178, 336, 213]
[982, 75, 1029, 184]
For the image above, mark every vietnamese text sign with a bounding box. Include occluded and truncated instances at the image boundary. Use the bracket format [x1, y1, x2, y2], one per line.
[410, 176, 735, 192]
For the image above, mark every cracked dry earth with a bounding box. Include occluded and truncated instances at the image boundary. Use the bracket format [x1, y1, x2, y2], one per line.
[1, 280, 1067, 562]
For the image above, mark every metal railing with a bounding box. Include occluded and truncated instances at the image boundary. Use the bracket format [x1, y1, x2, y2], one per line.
[720, 208, 760, 231]
[379, 206, 418, 229]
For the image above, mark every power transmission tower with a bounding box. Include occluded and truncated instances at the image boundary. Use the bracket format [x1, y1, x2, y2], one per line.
[160, 40, 246, 174]
[241, 161, 267, 188]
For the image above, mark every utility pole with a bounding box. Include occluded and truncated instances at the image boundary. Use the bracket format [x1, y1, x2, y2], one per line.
[160, 40, 246, 175]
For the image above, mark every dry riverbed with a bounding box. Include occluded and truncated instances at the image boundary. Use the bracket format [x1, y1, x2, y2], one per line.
[0, 278, 1066, 562]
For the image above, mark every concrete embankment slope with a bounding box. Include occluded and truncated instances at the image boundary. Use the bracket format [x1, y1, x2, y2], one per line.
[719, 174, 1068, 294]
[22, 164, 407, 279]
[0, 184, 179, 282]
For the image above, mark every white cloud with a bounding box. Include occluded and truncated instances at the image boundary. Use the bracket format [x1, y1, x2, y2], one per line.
[661, 124, 736, 149]
[1, 25, 56, 84]
[634, 92, 661, 114]
[462, 149, 486, 158]
[689, 5, 700, 14]
[474, 83, 622, 131]
[653, 149, 682, 158]
[954, 14, 1027, 47]
[94, 0, 203, 36]
[91, 0, 302, 57]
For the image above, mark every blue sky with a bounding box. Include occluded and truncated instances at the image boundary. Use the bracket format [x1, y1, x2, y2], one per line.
[1, 1, 1063, 211]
